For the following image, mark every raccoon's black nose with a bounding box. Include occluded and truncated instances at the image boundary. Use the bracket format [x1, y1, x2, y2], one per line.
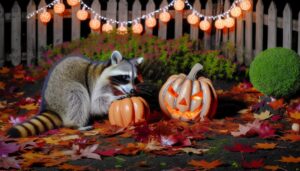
[130, 89, 136, 94]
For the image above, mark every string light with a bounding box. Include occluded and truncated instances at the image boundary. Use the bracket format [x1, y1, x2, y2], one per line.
[159, 10, 171, 23]
[54, 0, 65, 14]
[28, 0, 251, 31]
[132, 23, 143, 34]
[117, 24, 128, 35]
[224, 16, 235, 28]
[215, 17, 225, 29]
[77, 6, 88, 21]
[39, 9, 51, 23]
[89, 17, 101, 30]
[187, 12, 199, 25]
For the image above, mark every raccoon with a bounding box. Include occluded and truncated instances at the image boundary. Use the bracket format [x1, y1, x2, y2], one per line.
[7, 51, 143, 138]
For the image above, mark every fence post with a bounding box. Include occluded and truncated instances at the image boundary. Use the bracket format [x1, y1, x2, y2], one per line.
[267, 1, 277, 49]
[54, 1, 63, 46]
[37, 0, 47, 63]
[298, 11, 300, 55]
[91, 0, 101, 34]
[0, 4, 4, 66]
[11, 1, 22, 66]
[214, 0, 223, 49]
[283, 4, 292, 49]
[71, 3, 80, 40]
[118, 0, 128, 29]
[245, 0, 253, 65]
[27, 0, 36, 66]
[236, 13, 244, 64]
[255, 0, 263, 56]
[222, 0, 230, 44]
[132, 0, 142, 28]
[190, 0, 201, 46]
[204, 0, 213, 49]
[145, 0, 155, 35]
[107, 0, 117, 28]
[158, 0, 168, 40]
[174, 3, 183, 38]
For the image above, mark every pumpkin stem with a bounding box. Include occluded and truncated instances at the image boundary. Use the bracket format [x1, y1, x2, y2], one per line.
[187, 63, 203, 80]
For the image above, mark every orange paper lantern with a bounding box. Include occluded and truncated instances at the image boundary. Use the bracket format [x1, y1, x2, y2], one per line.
[117, 25, 128, 35]
[132, 23, 143, 34]
[145, 17, 157, 28]
[39, 11, 51, 23]
[224, 17, 235, 28]
[199, 19, 211, 31]
[77, 9, 88, 21]
[159, 11, 171, 23]
[102, 23, 113, 33]
[89, 18, 101, 30]
[230, 6, 242, 18]
[215, 18, 224, 29]
[187, 13, 199, 25]
[67, 0, 79, 6]
[54, 2, 65, 14]
[240, 0, 252, 11]
[174, 0, 185, 11]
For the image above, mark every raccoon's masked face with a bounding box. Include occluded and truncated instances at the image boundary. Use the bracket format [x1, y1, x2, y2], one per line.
[107, 51, 143, 98]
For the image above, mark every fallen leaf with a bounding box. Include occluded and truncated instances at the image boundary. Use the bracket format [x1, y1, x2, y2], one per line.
[188, 159, 222, 170]
[0, 142, 20, 156]
[19, 103, 39, 111]
[278, 156, 300, 163]
[58, 163, 87, 171]
[180, 147, 209, 155]
[63, 144, 101, 160]
[268, 99, 284, 110]
[241, 159, 264, 169]
[0, 156, 20, 169]
[264, 165, 280, 171]
[0, 82, 5, 90]
[257, 123, 276, 138]
[280, 133, 300, 142]
[95, 149, 119, 157]
[254, 110, 273, 120]
[224, 143, 257, 153]
[231, 124, 252, 137]
[144, 140, 165, 152]
[253, 142, 277, 150]
[290, 111, 300, 120]
[0, 67, 10, 74]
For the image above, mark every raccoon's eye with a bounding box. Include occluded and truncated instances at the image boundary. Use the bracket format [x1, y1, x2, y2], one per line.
[122, 75, 130, 80]
[110, 75, 130, 84]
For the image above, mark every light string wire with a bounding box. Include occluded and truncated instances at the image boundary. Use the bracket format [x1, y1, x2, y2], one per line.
[27, 0, 243, 24]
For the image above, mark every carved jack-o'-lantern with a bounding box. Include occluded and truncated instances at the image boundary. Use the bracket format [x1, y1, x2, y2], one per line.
[159, 63, 218, 121]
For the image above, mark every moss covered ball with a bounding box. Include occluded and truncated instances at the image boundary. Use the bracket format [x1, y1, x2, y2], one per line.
[249, 47, 300, 98]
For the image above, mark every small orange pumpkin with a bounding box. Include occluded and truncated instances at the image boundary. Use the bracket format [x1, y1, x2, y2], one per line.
[159, 63, 218, 121]
[109, 97, 150, 127]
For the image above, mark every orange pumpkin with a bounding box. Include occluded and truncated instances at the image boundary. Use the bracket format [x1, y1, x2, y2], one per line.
[159, 63, 218, 121]
[109, 97, 150, 127]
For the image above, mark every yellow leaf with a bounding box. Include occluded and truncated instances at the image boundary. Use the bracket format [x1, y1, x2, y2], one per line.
[188, 159, 223, 170]
[254, 110, 273, 120]
[180, 147, 209, 154]
[0, 67, 10, 74]
[264, 165, 280, 171]
[0, 82, 5, 90]
[254, 142, 277, 150]
[290, 111, 300, 120]
[19, 103, 39, 111]
[279, 156, 300, 163]
[42, 137, 61, 145]
[280, 133, 300, 142]
[238, 109, 250, 114]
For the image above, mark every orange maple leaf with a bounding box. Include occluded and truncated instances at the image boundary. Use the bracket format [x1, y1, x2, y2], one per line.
[264, 165, 280, 171]
[280, 133, 300, 142]
[268, 99, 284, 110]
[253, 142, 277, 150]
[290, 111, 300, 120]
[0, 82, 5, 90]
[188, 159, 223, 170]
[0, 67, 10, 74]
[279, 156, 300, 163]
[58, 164, 87, 171]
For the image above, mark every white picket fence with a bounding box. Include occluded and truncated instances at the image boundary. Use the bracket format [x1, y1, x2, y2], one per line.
[0, 0, 299, 67]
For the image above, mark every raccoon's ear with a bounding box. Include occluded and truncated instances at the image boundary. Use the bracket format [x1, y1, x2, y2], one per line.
[111, 51, 123, 65]
[131, 57, 144, 65]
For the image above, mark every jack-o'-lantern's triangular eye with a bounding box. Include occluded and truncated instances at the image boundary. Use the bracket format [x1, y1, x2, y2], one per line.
[191, 91, 203, 100]
[168, 86, 179, 97]
[179, 98, 187, 106]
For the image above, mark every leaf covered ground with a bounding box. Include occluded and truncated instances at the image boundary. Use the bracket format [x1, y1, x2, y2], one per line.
[0, 66, 300, 170]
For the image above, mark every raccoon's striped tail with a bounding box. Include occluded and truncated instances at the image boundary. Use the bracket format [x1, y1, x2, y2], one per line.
[7, 111, 62, 138]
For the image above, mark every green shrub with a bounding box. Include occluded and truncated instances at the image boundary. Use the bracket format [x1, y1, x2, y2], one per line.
[249, 47, 300, 98]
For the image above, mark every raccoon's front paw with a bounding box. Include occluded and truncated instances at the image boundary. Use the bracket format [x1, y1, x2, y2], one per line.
[78, 125, 94, 131]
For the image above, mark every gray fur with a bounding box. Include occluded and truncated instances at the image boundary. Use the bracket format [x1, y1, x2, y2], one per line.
[42, 51, 142, 128]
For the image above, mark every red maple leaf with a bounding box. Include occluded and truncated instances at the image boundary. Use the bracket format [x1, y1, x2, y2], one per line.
[241, 159, 264, 169]
[256, 123, 276, 138]
[224, 143, 257, 153]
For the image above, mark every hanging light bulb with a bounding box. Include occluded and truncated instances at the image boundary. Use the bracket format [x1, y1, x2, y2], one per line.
[199, 18, 211, 31]
[174, 0, 185, 11]
[39, 9, 51, 23]
[67, 0, 79, 7]
[117, 24, 128, 35]
[77, 6, 88, 21]
[145, 16, 157, 28]
[159, 10, 171, 23]
[54, 0, 65, 14]
[102, 22, 113, 33]
[240, 0, 252, 11]
[230, 5, 242, 18]
[187, 12, 199, 25]
[224, 16, 235, 28]
[215, 17, 225, 29]
[132, 22, 143, 34]
[89, 17, 101, 31]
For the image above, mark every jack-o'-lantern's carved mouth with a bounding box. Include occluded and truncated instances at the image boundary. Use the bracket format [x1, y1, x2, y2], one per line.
[164, 101, 202, 120]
